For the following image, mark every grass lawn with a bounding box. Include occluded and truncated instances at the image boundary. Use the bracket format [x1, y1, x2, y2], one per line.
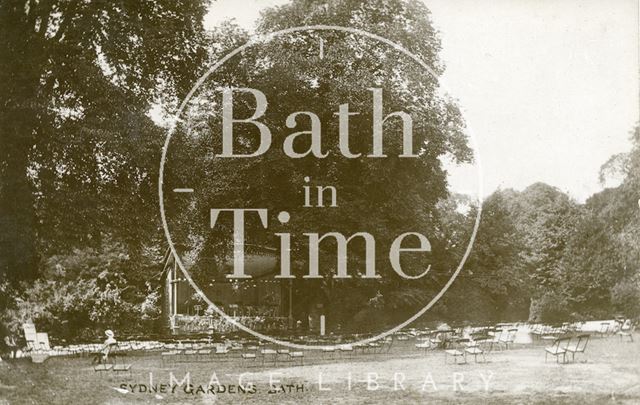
[0, 335, 638, 404]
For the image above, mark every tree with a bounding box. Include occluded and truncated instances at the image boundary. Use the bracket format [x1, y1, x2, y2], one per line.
[450, 191, 529, 322]
[0, 0, 210, 284]
[163, 0, 474, 329]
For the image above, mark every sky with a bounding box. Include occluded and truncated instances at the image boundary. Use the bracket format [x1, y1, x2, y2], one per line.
[203, 0, 639, 202]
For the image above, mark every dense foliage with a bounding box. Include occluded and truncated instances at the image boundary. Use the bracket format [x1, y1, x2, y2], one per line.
[1, 0, 638, 340]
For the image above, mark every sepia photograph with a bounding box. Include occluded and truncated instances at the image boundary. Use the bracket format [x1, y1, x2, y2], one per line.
[0, 0, 638, 403]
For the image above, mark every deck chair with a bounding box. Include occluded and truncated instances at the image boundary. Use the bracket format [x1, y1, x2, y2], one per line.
[565, 334, 590, 362]
[36, 333, 50, 352]
[545, 337, 571, 363]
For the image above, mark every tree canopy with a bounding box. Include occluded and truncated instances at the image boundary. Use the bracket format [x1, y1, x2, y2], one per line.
[1, 0, 638, 338]
[0, 0, 210, 284]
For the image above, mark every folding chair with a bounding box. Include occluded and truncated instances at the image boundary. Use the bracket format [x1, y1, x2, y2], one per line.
[545, 337, 570, 363]
[565, 334, 589, 362]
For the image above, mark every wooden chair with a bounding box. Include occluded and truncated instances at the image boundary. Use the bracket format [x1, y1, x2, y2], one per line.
[565, 334, 590, 362]
[545, 337, 571, 363]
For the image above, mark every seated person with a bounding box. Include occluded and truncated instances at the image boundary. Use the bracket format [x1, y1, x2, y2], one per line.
[93, 330, 117, 364]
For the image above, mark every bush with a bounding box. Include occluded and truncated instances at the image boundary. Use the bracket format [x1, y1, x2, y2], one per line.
[1, 242, 162, 341]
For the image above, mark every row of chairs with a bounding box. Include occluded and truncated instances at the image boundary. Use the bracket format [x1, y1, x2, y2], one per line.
[544, 334, 590, 363]
[93, 353, 132, 377]
[443, 339, 488, 364]
[241, 348, 304, 366]
[159, 336, 396, 368]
